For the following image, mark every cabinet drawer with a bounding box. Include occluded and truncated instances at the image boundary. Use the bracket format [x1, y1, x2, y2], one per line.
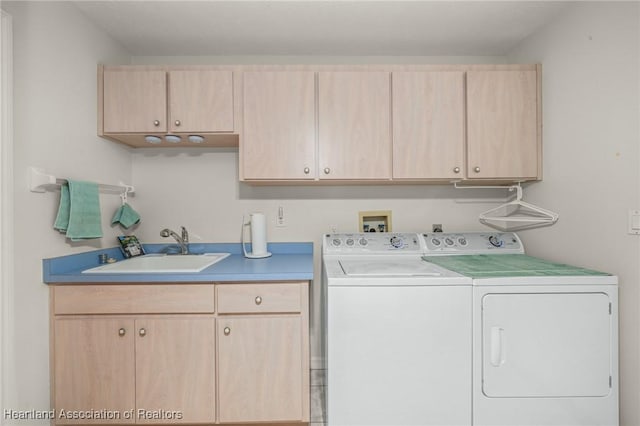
[217, 283, 302, 314]
[53, 284, 215, 314]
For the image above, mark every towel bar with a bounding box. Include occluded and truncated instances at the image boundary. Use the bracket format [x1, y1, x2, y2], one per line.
[28, 167, 134, 194]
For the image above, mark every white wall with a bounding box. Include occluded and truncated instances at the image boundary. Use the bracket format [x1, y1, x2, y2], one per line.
[0, 2, 131, 422]
[508, 3, 640, 425]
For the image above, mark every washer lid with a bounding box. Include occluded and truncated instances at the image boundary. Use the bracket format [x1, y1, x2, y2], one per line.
[339, 258, 458, 277]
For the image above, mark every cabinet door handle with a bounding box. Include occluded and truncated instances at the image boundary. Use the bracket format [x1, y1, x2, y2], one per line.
[223, 327, 231, 336]
[153, 120, 160, 127]
[474, 166, 481, 173]
[453, 167, 460, 174]
[118, 328, 126, 337]
[324, 167, 331, 175]
[138, 328, 147, 337]
[174, 120, 181, 127]
[304, 167, 310, 175]
[255, 296, 262, 305]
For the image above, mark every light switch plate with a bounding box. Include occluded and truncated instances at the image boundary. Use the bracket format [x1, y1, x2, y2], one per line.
[628, 210, 640, 235]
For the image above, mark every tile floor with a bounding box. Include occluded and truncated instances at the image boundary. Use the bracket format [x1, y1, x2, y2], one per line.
[310, 369, 326, 426]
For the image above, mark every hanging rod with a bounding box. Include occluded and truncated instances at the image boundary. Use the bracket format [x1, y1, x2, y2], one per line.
[28, 167, 135, 194]
[453, 181, 523, 200]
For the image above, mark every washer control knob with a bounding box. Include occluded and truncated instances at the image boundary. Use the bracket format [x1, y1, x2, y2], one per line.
[332, 238, 342, 247]
[458, 237, 467, 246]
[389, 236, 403, 248]
[489, 235, 503, 247]
[346, 238, 355, 246]
[431, 238, 441, 246]
[444, 237, 455, 246]
[358, 238, 368, 246]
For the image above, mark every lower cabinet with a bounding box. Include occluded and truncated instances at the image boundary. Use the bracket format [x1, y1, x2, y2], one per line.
[54, 316, 215, 425]
[50, 282, 309, 425]
[54, 317, 136, 424]
[216, 282, 309, 423]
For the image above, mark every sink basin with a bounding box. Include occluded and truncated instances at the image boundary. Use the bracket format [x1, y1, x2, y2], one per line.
[82, 253, 231, 274]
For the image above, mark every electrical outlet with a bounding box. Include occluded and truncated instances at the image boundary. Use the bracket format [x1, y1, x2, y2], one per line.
[432, 224, 443, 232]
[276, 206, 286, 227]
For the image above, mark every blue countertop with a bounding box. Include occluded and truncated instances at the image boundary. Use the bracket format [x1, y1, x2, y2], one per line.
[43, 242, 314, 284]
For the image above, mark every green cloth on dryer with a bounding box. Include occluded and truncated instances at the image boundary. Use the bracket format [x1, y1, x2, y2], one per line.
[423, 254, 610, 278]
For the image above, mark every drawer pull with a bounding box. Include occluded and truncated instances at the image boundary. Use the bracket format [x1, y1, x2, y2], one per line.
[255, 296, 262, 305]
[153, 120, 160, 127]
[118, 328, 126, 337]
[224, 327, 231, 336]
[138, 328, 147, 337]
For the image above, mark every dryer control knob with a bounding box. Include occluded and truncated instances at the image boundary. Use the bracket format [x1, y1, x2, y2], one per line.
[444, 237, 455, 246]
[489, 235, 503, 247]
[390, 236, 403, 248]
[359, 238, 368, 246]
[431, 238, 441, 246]
[332, 238, 342, 247]
[346, 238, 355, 246]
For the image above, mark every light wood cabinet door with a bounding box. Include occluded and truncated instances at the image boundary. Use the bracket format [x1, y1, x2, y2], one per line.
[103, 69, 167, 133]
[54, 318, 135, 424]
[467, 70, 539, 179]
[168, 70, 234, 133]
[217, 316, 303, 423]
[392, 71, 465, 179]
[318, 71, 391, 180]
[242, 71, 316, 180]
[135, 317, 216, 424]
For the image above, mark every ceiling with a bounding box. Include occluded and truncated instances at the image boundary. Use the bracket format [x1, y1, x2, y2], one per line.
[73, 1, 573, 57]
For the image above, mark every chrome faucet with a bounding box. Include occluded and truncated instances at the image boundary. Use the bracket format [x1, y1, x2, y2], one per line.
[160, 226, 189, 254]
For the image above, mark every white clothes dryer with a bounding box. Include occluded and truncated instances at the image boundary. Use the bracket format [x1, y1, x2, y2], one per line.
[422, 232, 619, 426]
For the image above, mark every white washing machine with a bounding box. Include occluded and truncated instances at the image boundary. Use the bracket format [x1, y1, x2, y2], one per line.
[323, 233, 473, 426]
[422, 232, 619, 426]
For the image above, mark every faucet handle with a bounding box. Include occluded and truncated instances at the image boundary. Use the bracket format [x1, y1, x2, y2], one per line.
[181, 226, 189, 244]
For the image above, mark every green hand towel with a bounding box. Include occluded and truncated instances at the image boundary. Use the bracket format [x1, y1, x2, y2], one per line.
[111, 202, 141, 229]
[53, 184, 70, 232]
[53, 180, 103, 240]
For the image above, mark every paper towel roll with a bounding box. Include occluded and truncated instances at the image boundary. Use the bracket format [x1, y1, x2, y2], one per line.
[249, 213, 268, 256]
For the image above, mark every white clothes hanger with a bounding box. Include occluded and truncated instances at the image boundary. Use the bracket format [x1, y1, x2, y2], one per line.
[478, 184, 559, 231]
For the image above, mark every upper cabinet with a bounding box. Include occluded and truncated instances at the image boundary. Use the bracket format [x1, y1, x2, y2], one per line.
[392, 71, 465, 180]
[318, 71, 392, 180]
[466, 69, 540, 180]
[99, 66, 237, 147]
[98, 64, 541, 183]
[102, 69, 167, 134]
[242, 71, 316, 180]
[167, 70, 234, 133]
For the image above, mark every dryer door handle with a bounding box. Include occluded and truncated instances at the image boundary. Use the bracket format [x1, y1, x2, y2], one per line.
[490, 327, 506, 367]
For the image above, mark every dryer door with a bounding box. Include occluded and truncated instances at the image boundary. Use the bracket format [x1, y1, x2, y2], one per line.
[482, 292, 611, 398]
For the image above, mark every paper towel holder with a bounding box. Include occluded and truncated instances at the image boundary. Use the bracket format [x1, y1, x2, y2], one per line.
[241, 213, 272, 259]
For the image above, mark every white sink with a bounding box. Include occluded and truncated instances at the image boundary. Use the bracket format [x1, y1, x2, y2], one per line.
[82, 253, 231, 274]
